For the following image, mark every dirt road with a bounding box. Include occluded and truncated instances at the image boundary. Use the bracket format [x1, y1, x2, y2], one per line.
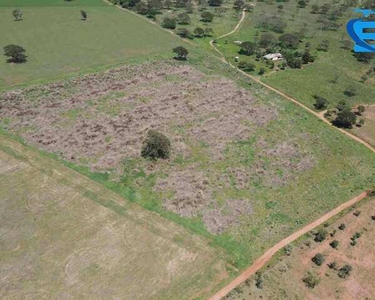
[208, 192, 368, 300]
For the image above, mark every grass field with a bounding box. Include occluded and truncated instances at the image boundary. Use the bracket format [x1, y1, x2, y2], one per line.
[0, 133, 228, 300]
[0, 0, 184, 88]
[215, 0, 375, 109]
[226, 197, 375, 300]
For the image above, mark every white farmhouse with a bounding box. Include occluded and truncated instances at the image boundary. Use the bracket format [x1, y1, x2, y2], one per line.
[263, 53, 283, 61]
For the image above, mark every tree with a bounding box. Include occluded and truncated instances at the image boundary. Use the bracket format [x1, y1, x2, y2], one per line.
[330, 240, 339, 249]
[302, 50, 314, 64]
[3, 45, 27, 63]
[259, 33, 277, 48]
[176, 28, 193, 39]
[314, 228, 327, 242]
[279, 33, 299, 49]
[177, 12, 190, 24]
[336, 100, 349, 112]
[312, 253, 325, 266]
[313, 96, 329, 110]
[332, 110, 357, 129]
[12, 9, 23, 21]
[162, 17, 176, 29]
[317, 39, 330, 51]
[173, 46, 188, 60]
[233, 0, 244, 10]
[208, 0, 222, 6]
[193, 27, 205, 37]
[338, 223, 346, 230]
[141, 130, 171, 160]
[204, 27, 214, 37]
[201, 11, 214, 22]
[303, 272, 320, 288]
[135, 2, 149, 14]
[338, 265, 352, 278]
[237, 61, 255, 71]
[239, 41, 256, 56]
[81, 10, 87, 20]
[164, 0, 172, 9]
[298, 0, 306, 8]
[287, 58, 302, 69]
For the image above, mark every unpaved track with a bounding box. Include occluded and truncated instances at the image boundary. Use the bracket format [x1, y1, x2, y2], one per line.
[209, 192, 367, 300]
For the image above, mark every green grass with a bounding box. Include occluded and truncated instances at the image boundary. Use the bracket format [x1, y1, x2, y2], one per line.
[216, 0, 375, 109]
[0, 0, 185, 88]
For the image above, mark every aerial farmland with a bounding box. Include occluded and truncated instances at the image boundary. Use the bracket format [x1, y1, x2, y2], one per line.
[1, 0, 375, 299]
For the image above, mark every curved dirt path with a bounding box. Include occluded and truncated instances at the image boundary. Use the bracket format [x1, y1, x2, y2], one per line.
[209, 192, 367, 300]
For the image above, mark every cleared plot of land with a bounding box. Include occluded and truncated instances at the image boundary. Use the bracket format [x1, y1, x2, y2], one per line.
[215, 0, 375, 109]
[2, 59, 375, 271]
[0, 134, 227, 300]
[226, 197, 375, 300]
[0, 0, 182, 88]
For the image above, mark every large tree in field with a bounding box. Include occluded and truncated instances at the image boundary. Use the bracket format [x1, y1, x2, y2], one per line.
[332, 110, 357, 129]
[80, 10, 87, 20]
[173, 46, 188, 60]
[12, 9, 23, 21]
[3, 45, 27, 63]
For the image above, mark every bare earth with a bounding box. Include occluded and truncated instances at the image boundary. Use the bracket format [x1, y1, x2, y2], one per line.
[225, 197, 375, 300]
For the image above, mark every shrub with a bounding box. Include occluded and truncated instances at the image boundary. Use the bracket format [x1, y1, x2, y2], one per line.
[353, 210, 361, 217]
[328, 261, 338, 270]
[314, 228, 327, 242]
[201, 11, 214, 22]
[193, 27, 205, 37]
[255, 272, 263, 289]
[357, 105, 365, 115]
[330, 240, 339, 249]
[303, 272, 320, 288]
[141, 130, 171, 160]
[338, 223, 346, 230]
[3, 45, 27, 63]
[312, 253, 325, 266]
[80, 10, 87, 20]
[162, 17, 176, 29]
[176, 28, 193, 39]
[237, 61, 255, 71]
[239, 41, 256, 56]
[336, 100, 349, 112]
[313, 95, 329, 110]
[284, 244, 293, 256]
[338, 265, 352, 278]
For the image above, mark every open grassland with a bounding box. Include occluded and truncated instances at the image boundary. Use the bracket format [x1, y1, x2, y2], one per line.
[2, 57, 375, 274]
[226, 197, 375, 300]
[215, 0, 375, 109]
[0, 0, 183, 88]
[0, 133, 228, 300]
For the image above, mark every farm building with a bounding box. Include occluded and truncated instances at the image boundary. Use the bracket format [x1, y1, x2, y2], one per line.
[263, 53, 283, 61]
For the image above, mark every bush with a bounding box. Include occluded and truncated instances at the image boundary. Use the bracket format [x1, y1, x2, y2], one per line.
[237, 61, 255, 71]
[328, 261, 338, 270]
[338, 223, 346, 230]
[3, 45, 27, 63]
[313, 95, 329, 110]
[284, 244, 293, 256]
[201, 11, 214, 22]
[176, 28, 193, 39]
[80, 10, 87, 20]
[141, 130, 171, 160]
[193, 27, 205, 37]
[353, 210, 361, 217]
[312, 253, 325, 266]
[314, 228, 327, 242]
[162, 17, 176, 29]
[338, 265, 352, 278]
[255, 272, 263, 289]
[303, 272, 320, 288]
[12, 9, 23, 21]
[329, 240, 339, 249]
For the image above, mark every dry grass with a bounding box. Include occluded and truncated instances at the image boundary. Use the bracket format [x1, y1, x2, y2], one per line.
[0, 134, 227, 300]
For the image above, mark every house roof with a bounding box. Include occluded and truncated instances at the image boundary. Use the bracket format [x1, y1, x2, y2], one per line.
[263, 53, 283, 59]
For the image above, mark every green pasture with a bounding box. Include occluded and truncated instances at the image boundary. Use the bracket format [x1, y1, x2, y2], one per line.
[0, 0, 184, 88]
